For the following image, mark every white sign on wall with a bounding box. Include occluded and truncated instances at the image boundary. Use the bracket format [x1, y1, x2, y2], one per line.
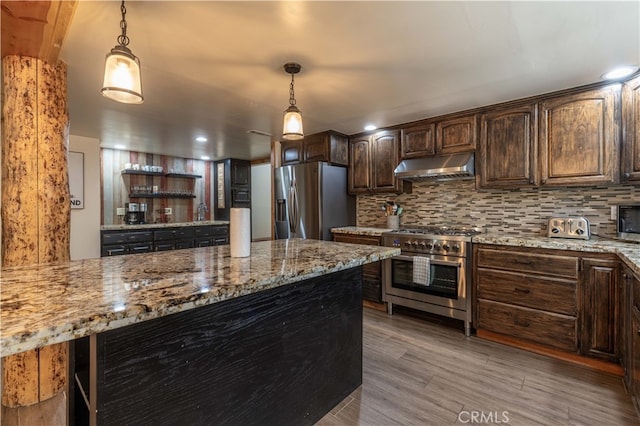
[69, 151, 84, 209]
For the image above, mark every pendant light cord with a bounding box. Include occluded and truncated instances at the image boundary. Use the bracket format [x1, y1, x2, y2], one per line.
[289, 74, 296, 107]
[117, 0, 130, 47]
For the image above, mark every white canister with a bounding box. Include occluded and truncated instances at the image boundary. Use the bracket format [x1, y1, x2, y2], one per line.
[387, 215, 400, 229]
[230, 208, 251, 257]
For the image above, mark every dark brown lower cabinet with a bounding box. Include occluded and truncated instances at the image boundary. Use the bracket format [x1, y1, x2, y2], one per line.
[624, 266, 640, 414]
[476, 245, 622, 363]
[333, 233, 383, 303]
[101, 225, 229, 256]
[475, 245, 579, 352]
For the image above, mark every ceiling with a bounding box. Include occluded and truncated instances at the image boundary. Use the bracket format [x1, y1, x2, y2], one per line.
[59, 1, 640, 162]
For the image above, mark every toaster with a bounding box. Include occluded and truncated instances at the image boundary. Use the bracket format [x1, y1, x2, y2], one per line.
[547, 216, 590, 240]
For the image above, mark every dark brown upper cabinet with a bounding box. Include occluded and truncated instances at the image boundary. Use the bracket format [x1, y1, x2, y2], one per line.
[280, 130, 349, 166]
[400, 123, 435, 159]
[214, 158, 251, 221]
[436, 113, 478, 154]
[478, 103, 538, 188]
[539, 85, 620, 186]
[623, 74, 640, 183]
[348, 130, 409, 195]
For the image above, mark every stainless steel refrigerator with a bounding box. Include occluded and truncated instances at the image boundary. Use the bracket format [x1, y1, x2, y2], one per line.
[274, 162, 355, 240]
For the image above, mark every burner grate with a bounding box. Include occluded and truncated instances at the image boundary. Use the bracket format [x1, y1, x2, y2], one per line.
[392, 226, 483, 237]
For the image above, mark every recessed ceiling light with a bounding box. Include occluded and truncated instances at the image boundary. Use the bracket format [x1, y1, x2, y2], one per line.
[602, 65, 638, 80]
[195, 136, 208, 142]
[114, 144, 126, 150]
[200, 156, 210, 161]
[364, 124, 377, 131]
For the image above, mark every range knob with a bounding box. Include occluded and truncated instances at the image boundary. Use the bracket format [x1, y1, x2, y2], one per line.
[452, 243, 461, 252]
[425, 241, 434, 249]
[434, 242, 442, 250]
[404, 241, 412, 248]
[419, 241, 427, 249]
[442, 243, 450, 251]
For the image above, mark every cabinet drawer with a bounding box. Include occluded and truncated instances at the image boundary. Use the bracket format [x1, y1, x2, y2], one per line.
[102, 231, 153, 245]
[476, 248, 578, 279]
[477, 300, 577, 352]
[101, 243, 153, 257]
[154, 228, 196, 241]
[194, 226, 228, 238]
[477, 269, 577, 315]
[333, 234, 381, 246]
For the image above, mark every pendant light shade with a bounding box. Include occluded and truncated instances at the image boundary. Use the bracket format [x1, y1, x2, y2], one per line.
[282, 62, 303, 140]
[101, 1, 143, 104]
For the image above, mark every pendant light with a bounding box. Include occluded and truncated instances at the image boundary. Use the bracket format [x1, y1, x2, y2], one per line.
[282, 62, 304, 140]
[101, 0, 143, 104]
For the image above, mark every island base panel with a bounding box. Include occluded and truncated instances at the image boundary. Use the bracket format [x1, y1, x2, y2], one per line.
[89, 268, 362, 426]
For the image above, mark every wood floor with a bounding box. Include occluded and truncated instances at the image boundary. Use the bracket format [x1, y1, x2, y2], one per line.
[317, 307, 639, 426]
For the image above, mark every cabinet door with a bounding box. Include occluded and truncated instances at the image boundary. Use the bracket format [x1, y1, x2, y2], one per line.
[348, 137, 372, 194]
[327, 132, 349, 166]
[370, 130, 402, 193]
[281, 141, 303, 165]
[622, 266, 633, 387]
[580, 257, 619, 361]
[401, 123, 435, 158]
[333, 233, 382, 303]
[539, 86, 619, 186]
[632, 308, 640, 405]
[623, 75, 640, 182]
[303, 134, 329, 163]
[478, 104, 538, 188]
[436, 113, 478, 154]
[231, 160, 250, 187]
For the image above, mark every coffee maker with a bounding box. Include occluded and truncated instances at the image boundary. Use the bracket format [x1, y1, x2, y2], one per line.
[124, 202, 147, 225]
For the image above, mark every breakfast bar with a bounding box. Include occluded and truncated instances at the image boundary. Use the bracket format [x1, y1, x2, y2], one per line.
[1, 239, 399, 425]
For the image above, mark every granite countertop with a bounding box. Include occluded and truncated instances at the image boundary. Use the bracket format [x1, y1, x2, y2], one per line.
[329, 226, 640, 277]
[0, 239, 399, 357]
[473, 233, 640, 277]
[331, 226, 394, 237]
[101, 220, 230, 231]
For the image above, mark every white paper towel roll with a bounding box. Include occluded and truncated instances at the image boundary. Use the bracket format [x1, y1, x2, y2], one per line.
[230, 208, 251, 257]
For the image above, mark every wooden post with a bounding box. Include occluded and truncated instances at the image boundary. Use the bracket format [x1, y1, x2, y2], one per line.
[1, 55, 70, 409]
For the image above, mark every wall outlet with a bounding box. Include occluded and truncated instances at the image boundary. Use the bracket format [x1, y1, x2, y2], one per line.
[116, 207, 125, 216]
[611, 206, 617, 221]
[164, 208, 172, 215]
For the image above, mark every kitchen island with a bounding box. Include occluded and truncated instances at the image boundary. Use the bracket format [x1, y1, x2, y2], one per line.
[1, 239, 399, 425]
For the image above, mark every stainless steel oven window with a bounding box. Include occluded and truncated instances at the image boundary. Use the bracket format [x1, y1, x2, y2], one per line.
[388, 255, 461, 299]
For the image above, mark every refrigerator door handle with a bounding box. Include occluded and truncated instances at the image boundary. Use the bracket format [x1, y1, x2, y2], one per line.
[288, 178, 298, 234]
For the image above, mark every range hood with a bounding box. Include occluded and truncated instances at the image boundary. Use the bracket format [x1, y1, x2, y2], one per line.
[394, 152, 475, 181]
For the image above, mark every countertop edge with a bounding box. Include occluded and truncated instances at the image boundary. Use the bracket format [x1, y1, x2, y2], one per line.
[331, 226, 393, 237]
[101, 220, 230, 231]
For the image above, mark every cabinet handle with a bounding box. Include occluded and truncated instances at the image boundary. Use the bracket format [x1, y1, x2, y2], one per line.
[624, 172, 631, 179]
[514, 259, 532, 265]
[514, 319, 530, 327]
[514, 287, 531, 294]
[128, 236, 136, 240]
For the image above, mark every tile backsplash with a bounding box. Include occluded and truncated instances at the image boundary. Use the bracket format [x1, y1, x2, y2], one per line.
[357, 180, 639, 238]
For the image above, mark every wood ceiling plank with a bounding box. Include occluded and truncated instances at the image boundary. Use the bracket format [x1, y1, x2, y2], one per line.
[1, 0, 77, 63]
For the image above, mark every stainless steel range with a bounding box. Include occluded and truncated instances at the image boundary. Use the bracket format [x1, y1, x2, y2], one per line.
[381, 226, 482, 336]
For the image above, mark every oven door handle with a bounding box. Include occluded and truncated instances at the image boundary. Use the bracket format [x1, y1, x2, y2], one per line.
[390, 254, 462, 267]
